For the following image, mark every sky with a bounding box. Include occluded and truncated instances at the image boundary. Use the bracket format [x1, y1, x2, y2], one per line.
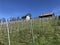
[0, 0, 60, 19]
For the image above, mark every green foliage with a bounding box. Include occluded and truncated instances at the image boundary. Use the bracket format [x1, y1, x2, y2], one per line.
[58, 19, 60, 26]
[0, 17, 60, 45]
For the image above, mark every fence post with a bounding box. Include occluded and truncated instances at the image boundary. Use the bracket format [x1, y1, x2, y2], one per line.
[55, 16, 58, 30]
[30, 19, 34, 45]
[6, 20, 10, 45]
[54, 16, 58, 34]
[53, 16, 58, 45]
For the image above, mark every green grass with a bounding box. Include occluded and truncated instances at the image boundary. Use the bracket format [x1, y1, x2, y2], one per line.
[0, 17, 60, 45]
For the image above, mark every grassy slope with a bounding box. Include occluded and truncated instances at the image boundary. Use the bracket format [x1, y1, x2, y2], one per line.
[0, 17, 60, 45]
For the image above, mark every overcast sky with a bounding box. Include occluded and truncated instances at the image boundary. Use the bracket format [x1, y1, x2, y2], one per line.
[0, 0, 60, 19]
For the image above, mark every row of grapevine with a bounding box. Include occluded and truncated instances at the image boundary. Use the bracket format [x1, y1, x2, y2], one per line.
[0, 17, 60, 45]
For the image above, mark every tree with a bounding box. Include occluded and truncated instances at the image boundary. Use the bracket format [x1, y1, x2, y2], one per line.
[0, 19, 1, 23]
[17, 17, 21, 21]
[10, 17, 16, 21]
[1, 18, 6, 23]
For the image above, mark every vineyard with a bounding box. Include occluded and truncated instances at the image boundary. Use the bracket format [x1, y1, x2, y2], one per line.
[0, 17, 60, 45]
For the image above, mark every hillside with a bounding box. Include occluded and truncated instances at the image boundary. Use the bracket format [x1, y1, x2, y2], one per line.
[0, 17, 60, 45]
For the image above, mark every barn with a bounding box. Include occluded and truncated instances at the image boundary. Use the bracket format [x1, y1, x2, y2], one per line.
[39, 13, 55, 18]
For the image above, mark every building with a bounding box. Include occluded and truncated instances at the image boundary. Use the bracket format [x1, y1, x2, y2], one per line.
[26, 15, 31, 21]
[21, 13, 31, 21]
[39, 12, 55, 18]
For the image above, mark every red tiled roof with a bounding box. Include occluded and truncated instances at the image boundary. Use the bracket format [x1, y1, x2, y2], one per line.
[40, 13, 54, 16]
